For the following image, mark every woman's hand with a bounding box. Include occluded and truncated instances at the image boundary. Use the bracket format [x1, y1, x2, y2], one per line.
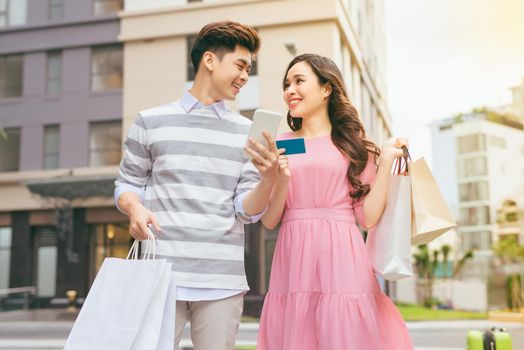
[277, 153, 291, 181]
[380, 137, 409, 164]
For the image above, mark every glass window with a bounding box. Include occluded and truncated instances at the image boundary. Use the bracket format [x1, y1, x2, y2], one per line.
[457, 156, 487, 177]
[89, 223, 131, 283]
[0, 227, 12, 290]
[239, 109, 256, 120]
[458, 181, 489, 202]
[43, 125, 60, 169]
[91, 45, 123, 91]
[187, 34, 197, 81]
[32, 227, 57, 297]
[0, 54, 23, 98]
[461, 231, 491, 251]
[46, 51, 62, 96]
[460, 206, 491, 226]
[489, 136, 506, 149]
[93, 0, 122, 16]
[0, 0, 27, 28]
[457, 134, 486, 154]
[89, 121, 122, 166]
[48, 0, 63, 21]
[0, 127, 20, 172]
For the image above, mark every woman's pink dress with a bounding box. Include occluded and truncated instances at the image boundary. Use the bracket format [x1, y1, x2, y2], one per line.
[257, 133, 413, 350]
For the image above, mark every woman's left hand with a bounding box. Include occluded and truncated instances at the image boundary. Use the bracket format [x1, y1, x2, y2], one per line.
[381, 137, 409, 163]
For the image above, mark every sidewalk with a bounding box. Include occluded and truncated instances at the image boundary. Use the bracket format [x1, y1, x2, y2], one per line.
[1, 309, 523, 350]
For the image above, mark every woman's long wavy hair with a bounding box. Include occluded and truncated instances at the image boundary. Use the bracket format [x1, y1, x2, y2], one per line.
[284, 54, 380, 200]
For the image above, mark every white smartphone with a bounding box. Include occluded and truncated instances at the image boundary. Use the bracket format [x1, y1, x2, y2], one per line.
[243, 109, 282, 159]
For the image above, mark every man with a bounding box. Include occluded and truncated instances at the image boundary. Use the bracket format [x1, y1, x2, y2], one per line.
[115, 21, 279, 350]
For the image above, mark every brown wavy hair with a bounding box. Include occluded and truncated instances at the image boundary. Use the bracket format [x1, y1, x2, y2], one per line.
[283, 54, 380, 200]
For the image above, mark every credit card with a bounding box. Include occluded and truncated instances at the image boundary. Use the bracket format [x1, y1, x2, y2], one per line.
[276, 138, 306, 155]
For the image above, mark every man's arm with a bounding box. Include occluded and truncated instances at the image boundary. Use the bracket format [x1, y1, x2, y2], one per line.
[115, 114, 161, 240]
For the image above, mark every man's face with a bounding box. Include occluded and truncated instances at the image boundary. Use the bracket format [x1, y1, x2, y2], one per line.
[210, 45, 252, 101]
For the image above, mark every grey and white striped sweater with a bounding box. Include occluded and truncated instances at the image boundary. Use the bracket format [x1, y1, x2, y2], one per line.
[115, 100, 259, 290]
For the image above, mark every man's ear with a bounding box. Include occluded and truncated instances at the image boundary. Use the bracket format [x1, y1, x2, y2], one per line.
[202, 51, 215, 72]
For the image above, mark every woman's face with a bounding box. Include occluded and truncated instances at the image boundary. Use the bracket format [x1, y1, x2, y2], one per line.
[283, 61, 330, 119]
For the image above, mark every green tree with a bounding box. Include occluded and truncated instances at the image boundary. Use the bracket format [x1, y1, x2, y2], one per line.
[493, 236, 524, 311]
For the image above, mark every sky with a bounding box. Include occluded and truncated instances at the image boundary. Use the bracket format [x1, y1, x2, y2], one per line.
[384, 0, 524, 165]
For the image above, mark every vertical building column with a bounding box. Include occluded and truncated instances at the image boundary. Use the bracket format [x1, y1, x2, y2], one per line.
[9, 211, 31, 288]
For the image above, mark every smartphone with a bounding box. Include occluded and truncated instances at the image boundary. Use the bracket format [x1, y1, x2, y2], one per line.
[244, 109, 282, 159]
[276, 138, 306, 155]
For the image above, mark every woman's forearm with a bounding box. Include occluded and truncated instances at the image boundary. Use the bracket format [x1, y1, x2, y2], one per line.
[261, 179, 289, 229]
[362, 157, 394, 228]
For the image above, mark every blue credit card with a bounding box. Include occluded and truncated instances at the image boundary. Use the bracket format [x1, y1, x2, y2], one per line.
[276, 138, 306, 155]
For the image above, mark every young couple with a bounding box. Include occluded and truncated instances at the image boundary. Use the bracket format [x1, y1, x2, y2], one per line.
[115, 21, 413, 350]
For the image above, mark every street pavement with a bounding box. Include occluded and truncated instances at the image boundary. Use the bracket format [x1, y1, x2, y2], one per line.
[1, 310, 523, 349]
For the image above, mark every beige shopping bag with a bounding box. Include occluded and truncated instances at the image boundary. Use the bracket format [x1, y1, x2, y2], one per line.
[410, 157, 456, 245]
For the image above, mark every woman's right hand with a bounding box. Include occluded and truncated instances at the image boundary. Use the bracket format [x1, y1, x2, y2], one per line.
[277, 153, 291, 180]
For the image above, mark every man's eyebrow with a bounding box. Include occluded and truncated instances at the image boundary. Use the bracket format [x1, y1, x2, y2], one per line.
[236, 58, 251, 66]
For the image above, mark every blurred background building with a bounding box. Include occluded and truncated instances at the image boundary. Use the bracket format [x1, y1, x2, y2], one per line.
[424, 79, 524, 310]
[0, 0, 391, 310]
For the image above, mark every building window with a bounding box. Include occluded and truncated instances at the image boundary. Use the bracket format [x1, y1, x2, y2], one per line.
[43, 125, 60, 169]
[48, 0, 63, 21]
[187, 35, 197, 81]
[0, 54, 23, 98]
[93, 0, 122, 16]
[489, 136, 506, 149]
[0, 227, 11, 290]
[458, 181, 489, 202]
[457, 134, 486, 154]
[0, 0, 27, 28]
[240, 109, 256, 120]
[89, 223, 131, 284]
[91, 45, 123, 91]
[460, 206, 491, 226]
[461, 231, 491, 251]
[46, 51, 62, 96]
[186, 34, 258, 81]
[0, 127, 20, 172]
[89, 121, 122, 166]
[32, 227, 57, 297]
[457, 156, 487, 177]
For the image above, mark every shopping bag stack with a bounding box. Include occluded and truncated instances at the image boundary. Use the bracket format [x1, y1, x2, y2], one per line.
[367, 147, 456, 281]
[65, 230, 177, 350]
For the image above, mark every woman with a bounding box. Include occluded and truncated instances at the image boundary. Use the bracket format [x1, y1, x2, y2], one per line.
[254, 54, 413, 349]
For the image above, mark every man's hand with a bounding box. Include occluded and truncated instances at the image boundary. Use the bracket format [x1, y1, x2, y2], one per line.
[244, 131, 283, 184]
[128, 202, 161, 240]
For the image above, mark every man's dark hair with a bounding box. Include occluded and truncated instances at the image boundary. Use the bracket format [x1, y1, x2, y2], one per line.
[191, 20, 261, 73]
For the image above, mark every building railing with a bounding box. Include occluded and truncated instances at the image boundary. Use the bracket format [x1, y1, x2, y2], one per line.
[0, 286, 36, 311]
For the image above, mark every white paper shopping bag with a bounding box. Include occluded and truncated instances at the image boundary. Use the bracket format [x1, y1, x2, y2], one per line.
[366, 155, 414, 281]
[65, 232, 176, 350]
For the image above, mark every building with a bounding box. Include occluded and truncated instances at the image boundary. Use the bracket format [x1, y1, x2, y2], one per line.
[1, 0, 392, 307]
[429, 106, 524, 279]
[0, 0, 126, 307]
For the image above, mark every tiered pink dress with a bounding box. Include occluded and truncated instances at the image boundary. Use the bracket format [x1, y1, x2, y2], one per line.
[257, 133, 413, 350]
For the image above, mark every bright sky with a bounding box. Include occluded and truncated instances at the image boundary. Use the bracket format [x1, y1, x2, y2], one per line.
[384, 0, 524, 165]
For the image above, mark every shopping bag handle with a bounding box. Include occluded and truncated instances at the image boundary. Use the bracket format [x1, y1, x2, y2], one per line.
[126, 228, 156, 260]
[394, 146, 411, 176]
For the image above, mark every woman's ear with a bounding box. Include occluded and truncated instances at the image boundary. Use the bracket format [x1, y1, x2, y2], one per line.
[323, 83, 332, 99]
[202, 51, 215, 72]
